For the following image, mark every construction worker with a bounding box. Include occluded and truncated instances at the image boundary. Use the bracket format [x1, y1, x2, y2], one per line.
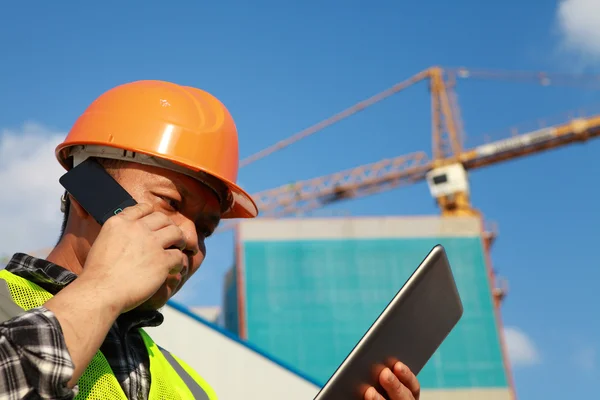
[0, 80, 421, 400]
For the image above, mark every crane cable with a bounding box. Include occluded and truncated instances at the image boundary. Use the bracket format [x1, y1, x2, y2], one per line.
[239, 69, 430, 168]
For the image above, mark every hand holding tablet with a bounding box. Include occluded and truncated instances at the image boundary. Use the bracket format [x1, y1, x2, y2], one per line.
[314, 245, 463, 400]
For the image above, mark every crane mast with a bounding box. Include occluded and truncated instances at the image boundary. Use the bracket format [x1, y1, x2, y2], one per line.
[428, 67, 476, 217]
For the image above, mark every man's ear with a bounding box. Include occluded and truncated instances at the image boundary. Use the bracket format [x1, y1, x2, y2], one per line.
[60, 192, 68, 213]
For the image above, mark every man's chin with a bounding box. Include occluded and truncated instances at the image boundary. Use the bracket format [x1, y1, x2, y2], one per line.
[137, 282, 178, 312]
[136, 298, 168, 312]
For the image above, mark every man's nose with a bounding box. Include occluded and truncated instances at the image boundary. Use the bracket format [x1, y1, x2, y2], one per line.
[179, 220, 200, 257]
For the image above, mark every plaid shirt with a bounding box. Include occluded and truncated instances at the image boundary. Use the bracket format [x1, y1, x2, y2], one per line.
[0, 253, 163, 400]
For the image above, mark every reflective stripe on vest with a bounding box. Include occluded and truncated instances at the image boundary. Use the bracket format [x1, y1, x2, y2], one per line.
[0, 280, 25, 321]
[159, 348, 210, 400]
[0, 270, 216, 399]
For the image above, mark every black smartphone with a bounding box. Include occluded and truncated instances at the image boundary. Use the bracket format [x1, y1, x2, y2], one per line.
[59, 158, 138, 225]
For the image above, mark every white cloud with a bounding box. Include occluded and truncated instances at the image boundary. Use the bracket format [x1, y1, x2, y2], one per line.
[556, 0, 600, 62]
[0, 122, 66, 258]
[504, 326, 541, 367]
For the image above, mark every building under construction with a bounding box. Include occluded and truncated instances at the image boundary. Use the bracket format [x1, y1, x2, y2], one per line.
[223, 215, 512, 399]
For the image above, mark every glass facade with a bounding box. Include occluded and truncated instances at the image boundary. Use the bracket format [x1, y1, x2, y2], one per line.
[223, 220, 508, 390]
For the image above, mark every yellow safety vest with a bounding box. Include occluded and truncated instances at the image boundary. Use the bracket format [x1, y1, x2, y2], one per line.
[0, 270, 218, 400]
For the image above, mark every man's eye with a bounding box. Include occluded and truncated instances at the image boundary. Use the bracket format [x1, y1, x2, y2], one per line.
[161, 197, 180, 211]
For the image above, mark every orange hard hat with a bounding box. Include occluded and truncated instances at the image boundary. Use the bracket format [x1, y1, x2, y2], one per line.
[55, 80, 258, 219]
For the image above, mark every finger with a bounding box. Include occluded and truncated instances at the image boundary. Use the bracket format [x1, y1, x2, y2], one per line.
[140, 212, 174, 231]
[155, 224, 186, 250]
[118, 203, 154, 220]
[363, 387, 385, 400]
[393, 362, 420, 399]
[379, 368, 413, 400]
[163, 248, 185, 273]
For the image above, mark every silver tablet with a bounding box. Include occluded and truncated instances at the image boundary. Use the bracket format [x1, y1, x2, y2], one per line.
[314, 244, 463, 400]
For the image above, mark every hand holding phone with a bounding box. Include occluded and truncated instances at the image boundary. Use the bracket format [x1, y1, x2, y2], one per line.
[82, 202, 187, 313]
[59, 158, 187, 313]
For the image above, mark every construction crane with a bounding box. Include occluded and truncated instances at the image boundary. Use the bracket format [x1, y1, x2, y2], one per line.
[232, 111, 598, 219]
[219, 66, 600, 227]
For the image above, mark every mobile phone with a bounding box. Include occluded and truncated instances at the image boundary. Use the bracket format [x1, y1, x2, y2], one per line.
[58, 158, 138, 225]
[314, 245, 463, 400]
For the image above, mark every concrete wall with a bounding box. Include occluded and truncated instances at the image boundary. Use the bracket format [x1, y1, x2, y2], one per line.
[190, 305, 221, 324]
[225, 215, 512, 399]
[146, 302, 321, 399]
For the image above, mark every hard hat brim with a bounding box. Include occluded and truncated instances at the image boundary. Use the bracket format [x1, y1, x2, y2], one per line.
[220, 178, 259, 219]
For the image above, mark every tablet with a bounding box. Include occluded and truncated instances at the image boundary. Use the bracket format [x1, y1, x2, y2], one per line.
[313, 244, 463, 400]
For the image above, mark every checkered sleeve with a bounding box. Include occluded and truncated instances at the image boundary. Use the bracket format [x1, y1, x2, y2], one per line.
[0, 306, 78, 400]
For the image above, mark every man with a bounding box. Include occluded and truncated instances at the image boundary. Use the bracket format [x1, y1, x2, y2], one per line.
[0, 80, 421, 399]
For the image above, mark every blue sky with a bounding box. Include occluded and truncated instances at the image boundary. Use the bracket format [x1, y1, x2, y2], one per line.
[0, 0, 599, 398]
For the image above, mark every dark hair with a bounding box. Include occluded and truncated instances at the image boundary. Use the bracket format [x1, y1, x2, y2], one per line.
[58, 157, 126, 241]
